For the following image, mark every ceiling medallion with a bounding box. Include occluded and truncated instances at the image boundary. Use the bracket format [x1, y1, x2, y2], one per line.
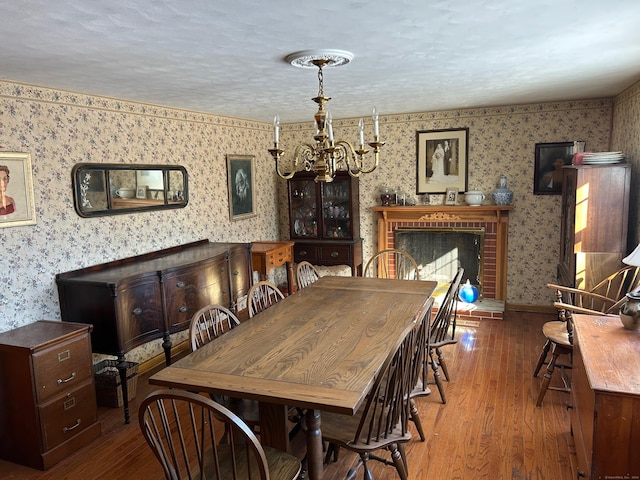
[285, 49, 354, 69]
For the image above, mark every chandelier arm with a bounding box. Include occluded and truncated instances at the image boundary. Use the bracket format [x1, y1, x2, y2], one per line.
[333, 141, 362, 177]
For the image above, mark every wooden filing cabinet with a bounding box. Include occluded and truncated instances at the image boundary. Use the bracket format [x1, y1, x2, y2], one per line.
[0, 320, 101, 470]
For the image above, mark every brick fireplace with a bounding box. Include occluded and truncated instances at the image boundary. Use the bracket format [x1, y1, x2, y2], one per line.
[372, 205, 513, 320]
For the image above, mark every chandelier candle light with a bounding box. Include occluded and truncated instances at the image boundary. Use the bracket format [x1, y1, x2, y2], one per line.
[269, 49, 384, 182]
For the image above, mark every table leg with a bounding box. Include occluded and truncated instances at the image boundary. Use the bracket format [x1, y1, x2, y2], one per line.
[258, 402, 290, 453]
[305, 409, 323, 480]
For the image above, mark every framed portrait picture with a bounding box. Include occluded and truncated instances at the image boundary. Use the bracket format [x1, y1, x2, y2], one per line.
[227, 154, 256, 221]
[136, 185, 148, 199]
[416, 128, 469, 194]
[0, 152, 36, 228]
[445, 187, 458, 205]
[534, 142, 576, 195]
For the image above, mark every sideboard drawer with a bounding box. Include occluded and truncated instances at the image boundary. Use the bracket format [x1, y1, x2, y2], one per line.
[318, 245, 351, 263]
[39, 378, 98, 451]
[33, 334, 93, 404]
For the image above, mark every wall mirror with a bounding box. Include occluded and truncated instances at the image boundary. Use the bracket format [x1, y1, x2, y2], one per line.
[72, 163, 188, 217]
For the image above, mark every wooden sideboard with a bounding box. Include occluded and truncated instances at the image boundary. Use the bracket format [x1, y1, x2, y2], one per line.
[56, 240, 252, 422]
[0, 321, 101, 470]
[571, 314, 640, 479]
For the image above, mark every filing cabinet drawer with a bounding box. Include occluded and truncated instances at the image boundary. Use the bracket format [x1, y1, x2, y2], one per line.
[39, 379, 98, 451]
[33, 334, 93, 404]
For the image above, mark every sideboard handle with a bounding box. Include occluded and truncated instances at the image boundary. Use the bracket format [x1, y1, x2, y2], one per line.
[132, 307, 143, 316]
[179, 305, 188, 313]
[299, 250, 308, 256]
[57, 372, 76, 385]
[232, 270, 239, 276]
[176, 281, 186, 288]
[330, 251, 339, 258]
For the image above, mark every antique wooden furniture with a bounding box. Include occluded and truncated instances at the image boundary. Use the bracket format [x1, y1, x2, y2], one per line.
[558, 164, 631, 290]
[321, 300, 430, 480]
[149, 276, 437, 480]
[549, 265, 640, 316]
[364, 248, 419, 280]
[571, 314, 640, 478]
[138, 389, 301, 480]
[56, 240, 252, 423]
[251, 241, 295, 294]
[288, 171, 363, 276]
[188, 304, 259, 433]
[295, 261, 320, 289]
[413, 267, 464, 408]
[534, 306, 574, 407]
[247, 280, 285, 318]
[0, 320, 101, 470]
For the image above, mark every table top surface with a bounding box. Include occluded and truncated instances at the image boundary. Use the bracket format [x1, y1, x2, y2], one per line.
[149, 276, 436, 414]
[574, 313, 640, 396]
[251, 241, 295, 253]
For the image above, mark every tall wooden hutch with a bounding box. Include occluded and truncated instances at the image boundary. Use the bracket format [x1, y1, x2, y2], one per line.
[287, 172, 362, 275]
[558, 163, 631, 289]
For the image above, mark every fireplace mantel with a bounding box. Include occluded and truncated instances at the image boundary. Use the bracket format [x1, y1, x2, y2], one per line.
[372, 205, 513, 300]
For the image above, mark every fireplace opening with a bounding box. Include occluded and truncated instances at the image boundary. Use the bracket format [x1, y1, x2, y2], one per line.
[395, 227, 484, 293]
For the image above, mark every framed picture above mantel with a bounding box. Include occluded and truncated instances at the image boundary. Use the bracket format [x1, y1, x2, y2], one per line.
[416, 128, 469, 194]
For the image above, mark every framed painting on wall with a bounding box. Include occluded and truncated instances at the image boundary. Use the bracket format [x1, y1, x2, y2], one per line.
[416, 128, 469, 194]
[0, 152, 36, 228]
[227, 154, 256, 221]
[534, 142, 575, 195]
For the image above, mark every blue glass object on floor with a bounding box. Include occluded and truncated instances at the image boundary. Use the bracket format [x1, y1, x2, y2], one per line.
[459, 280, 479, 303]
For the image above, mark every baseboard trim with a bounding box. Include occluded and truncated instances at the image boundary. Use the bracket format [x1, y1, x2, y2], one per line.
[506, 303, 556, 314]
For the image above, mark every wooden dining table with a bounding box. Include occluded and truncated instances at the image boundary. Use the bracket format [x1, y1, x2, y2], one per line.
[149, 275, 436, 480]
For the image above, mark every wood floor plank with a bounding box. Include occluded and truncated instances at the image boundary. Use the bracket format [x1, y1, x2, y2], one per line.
[0, 312, 575, 479]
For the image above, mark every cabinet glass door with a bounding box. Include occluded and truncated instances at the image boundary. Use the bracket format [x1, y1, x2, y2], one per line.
[289, 178, 318, 239]
[321, 177, 352, 239]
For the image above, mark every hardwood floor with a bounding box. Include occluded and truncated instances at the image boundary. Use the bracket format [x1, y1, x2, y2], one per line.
[0, 311, 575, 479]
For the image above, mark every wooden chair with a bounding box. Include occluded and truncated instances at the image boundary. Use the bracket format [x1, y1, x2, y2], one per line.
[138, 389, 301, 480]
[534, 305, 574, 407]
[364, 248, 419, 280]
[188, 304, 260, 431]
[189, 304, 240, 351]
[321, 302, 427, 480]
[412, 267, 464, 407]
[534, 267, 640, 406]
[248, 281, 285, 318]
[296, 261, 320, 289]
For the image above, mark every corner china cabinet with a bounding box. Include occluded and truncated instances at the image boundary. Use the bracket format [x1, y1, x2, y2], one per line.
[288, 172, 362, 275]
[558, 163, 631, 289]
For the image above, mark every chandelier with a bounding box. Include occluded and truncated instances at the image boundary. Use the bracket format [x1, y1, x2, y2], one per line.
[269, 50, 384, 182]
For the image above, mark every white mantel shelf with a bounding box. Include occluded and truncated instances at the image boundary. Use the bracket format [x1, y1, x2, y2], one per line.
[372, 205, 514, 301]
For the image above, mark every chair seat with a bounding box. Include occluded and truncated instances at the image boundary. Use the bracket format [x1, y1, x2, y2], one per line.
[198, 444, 301, 480]
[320, 407, 412, 449]
[541, 321, 571, 346]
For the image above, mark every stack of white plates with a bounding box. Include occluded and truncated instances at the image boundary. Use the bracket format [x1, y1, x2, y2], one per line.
[582, 151, 625, 164]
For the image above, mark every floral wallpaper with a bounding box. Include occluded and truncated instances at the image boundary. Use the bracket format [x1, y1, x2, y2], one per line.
[611, 79, 640, 249]
[0, 81, 280, 363]
[277, 99, 614, 308]
[2, 76, 634, 365]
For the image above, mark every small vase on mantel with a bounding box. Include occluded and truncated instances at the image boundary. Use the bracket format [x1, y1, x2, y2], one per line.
[492, 175, 513, 206]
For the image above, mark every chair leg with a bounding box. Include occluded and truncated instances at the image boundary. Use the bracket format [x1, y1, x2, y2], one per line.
[534, 339, 552, 377]
[409, 398, 426, 441]
[388, 443, 409, 480]
[429, 349, 447, 404]
[536, 344, 559, 407]
[436, 347, 450, 381]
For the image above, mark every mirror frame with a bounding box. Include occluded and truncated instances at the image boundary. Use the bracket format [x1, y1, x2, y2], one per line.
[72, 163, 189, 217]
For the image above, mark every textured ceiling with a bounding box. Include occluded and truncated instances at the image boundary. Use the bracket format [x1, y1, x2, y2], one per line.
[1, 0, 639, 123]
